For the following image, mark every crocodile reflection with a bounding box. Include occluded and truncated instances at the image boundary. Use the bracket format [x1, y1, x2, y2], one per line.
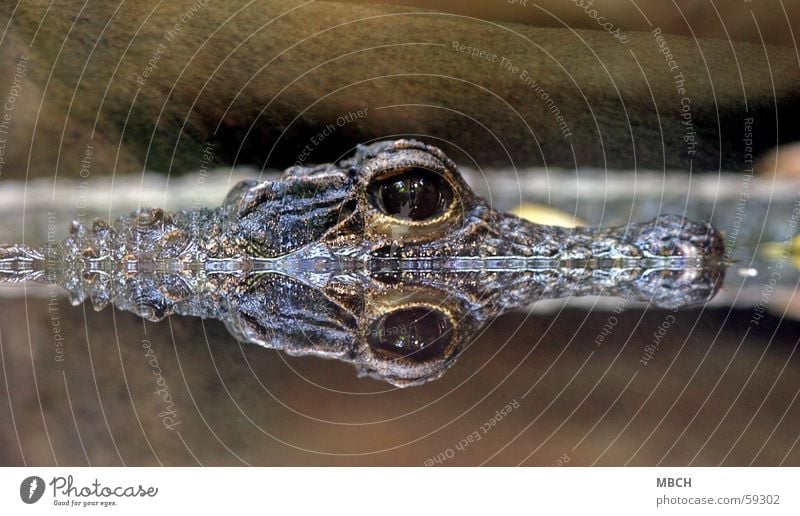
[0, 140, 725, 386]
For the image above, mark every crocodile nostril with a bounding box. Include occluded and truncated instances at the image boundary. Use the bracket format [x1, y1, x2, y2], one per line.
[367, 167, 453, 222]
[367, 306, 454, 362]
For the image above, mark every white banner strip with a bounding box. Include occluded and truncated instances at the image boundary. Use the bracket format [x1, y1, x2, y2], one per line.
[1, 467, 798, 514]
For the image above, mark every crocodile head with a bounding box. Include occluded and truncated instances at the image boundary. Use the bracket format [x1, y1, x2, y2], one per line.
[219, 139, 726, 386]
[228, 139, 725, 265]
[1, 139, 725, 387]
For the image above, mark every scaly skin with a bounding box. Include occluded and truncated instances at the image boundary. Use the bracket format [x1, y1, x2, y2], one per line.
[0, 140, 725, 386]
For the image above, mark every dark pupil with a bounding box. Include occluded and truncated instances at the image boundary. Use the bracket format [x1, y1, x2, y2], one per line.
[368, 168, 452, 221]
[368, 307, 453, 362]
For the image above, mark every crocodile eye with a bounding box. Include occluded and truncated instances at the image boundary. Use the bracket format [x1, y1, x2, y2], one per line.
[367, 167, 454, 222]
[367, 306, 454, 362]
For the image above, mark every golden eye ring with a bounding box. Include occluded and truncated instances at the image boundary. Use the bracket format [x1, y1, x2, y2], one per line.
[364, 166, 463, 242]
[366, 303, 455, 364]
[361, 287, 463, 368]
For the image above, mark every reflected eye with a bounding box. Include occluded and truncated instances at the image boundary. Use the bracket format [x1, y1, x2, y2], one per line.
[367, 306, 454, 362]
[367, 167, 454, 221]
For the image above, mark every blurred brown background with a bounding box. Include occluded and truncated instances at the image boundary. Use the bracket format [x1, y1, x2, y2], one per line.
[355, 0, 800, 46]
